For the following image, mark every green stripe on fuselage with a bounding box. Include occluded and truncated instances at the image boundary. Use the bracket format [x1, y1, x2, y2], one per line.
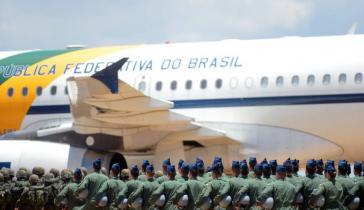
[0, 49, 78, 85]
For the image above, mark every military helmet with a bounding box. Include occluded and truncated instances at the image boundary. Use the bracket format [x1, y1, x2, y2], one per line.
[49, 168, 60, 178]
[29, 174, 39, 184]
[8, 169, 15, 178]
[61, 169, 73, 180]
[16, 169, 27, 179]
[120, 169, 130, 180]
[0, 168, 9, 179]
[44, 173, 55, 183]
[19, 167, 28, 172]
[32, 166, 45, 177]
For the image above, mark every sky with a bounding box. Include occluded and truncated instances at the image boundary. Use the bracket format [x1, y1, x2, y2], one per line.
[0, 0, 363, 50]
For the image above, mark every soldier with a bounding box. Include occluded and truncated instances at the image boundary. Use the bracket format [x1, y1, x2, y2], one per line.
[177, 163, 189, 183]
[248, 157, 257, 178]
[270, 160, 277, 179]
[17, 174, 49, 210]
[129, 164, 159, 210]
[120, 169, 130, 182]
[335, 160, 355, 208]
[0, 173, 11, 210]
[176, 159, 185, 180]
[56, 168, 85, 210]
[292, 159, 301, 178]
[240, 161, 249, 179]
[32, 166, 45, 184]
[196, 158, 207, 182]
[195, 162, 227, 209]
[309, 165, 344, 209]
[76, 158, 108, 210]
[43, 173, 58, 210]
[150, 165, 182, 210]
[175, 163, 204, 210]
[262, 163, 274, 184]
[348, 165, 364, 210]
[138, 160, 150, 182]
[236, 163, 266, 209]
[257, 165, 296, 210]
[300, 159, 322, 210]
[49, 168, 60, 180]
[352, 161, 362, 184]
[284, 159, 303, 209]
[126, 165, 144, 209]
[8, 169, 29, 210]
[156, 158, 171, 184]
[231, 160, 240, 178]
[316, 159, 324, 178]
[96, 163, 127, 209]
[57, 169, 73, 193]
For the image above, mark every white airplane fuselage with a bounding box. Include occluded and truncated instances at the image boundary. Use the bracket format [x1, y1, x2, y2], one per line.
[2, 35, 364, 164]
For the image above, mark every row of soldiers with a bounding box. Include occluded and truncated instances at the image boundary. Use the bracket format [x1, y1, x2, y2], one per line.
[0, 156, 364, 210]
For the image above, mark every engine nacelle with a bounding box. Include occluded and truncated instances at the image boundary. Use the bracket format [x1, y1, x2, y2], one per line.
[0, 140, 128, 172]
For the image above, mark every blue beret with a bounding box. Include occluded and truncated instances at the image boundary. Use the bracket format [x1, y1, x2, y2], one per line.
[353, 161, 361, 171]
[130, 165, 139, 175]
[167, 165, 176, 174]
[163, 158, 171, 166]
[93, 158, 102, 168]
[206, 165, 212, 172]
[146, 164, 154, 173]
[189, 163, 198, 172]
[74, 168, 82, 178]
[283, 159, 292, 168]
[214, 156, 222, 164]
[291, 159, 299, 167]
[196, 158, 204, 169]
[306, 159, 316, 169]
[240, 162, 248, 170]
[338, 160, 347, 169]
[249, 157, 257, 165]
[262, 163, 271, 171]
[325, 164, 336, 173]
[254, 164, 263, 173]
[277, 165, 286, 173]
[142, 160, 150, 167]
[316, 159, 324, 167]
[269, 160, 277, 166]
[362, 161, 364, 170]
[261, 158, 268, 165]
[232, 160, 240, 169]
[326, 160, 335, 167]
[178, 159, 185, 168]
[181, 163, 189, 173]
[111, 163, 120, 172]
[212, 162, 222, 173]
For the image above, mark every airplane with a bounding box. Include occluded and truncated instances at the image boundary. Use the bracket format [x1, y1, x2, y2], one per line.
[0, 34, 364, 171]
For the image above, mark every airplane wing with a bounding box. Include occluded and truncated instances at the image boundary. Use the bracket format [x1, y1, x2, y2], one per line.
[66, 58, 239, 151]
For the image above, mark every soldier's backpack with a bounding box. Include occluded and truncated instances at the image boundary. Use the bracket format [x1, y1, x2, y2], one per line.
[11, 180, 28, 203]
[27, 185, 48, 207]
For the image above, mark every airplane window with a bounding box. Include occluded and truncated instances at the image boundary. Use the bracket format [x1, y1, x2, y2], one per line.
[51, 86, 57, 95]
[338, 73, 346, 85]
[307, 75, 315, 86]
[22, 87, 28, 97]
[65, 87, 68, 95]
[171, 81, 177, 90]
[323, 74, 331, 85]
[276, 76, 284, 87]
[185, 80, 192, 90]
[200, 79, 207, 89]
[36, 86, 42, 96]
[156, 81, 162, 91]
[7, 88, 14, 97]
[355, 73, 363, 84]
[260, 77, 268, 88]
[291, 75, 299, 87]
[138, 81, 146, 91]
[215, 79, 223, 89]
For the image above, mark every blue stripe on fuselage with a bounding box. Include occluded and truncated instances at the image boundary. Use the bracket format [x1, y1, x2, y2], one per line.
[26, 93, 364, 115]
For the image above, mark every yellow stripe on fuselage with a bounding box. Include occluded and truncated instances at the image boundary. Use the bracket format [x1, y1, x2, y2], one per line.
[0, 46, 137, 134]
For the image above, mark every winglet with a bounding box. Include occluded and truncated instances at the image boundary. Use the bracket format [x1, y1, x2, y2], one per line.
[347, 22, 358, 35]
[91, 57, 129, 94]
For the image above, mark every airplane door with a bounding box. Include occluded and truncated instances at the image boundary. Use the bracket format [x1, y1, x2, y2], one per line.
[134, 74, 151, 95]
